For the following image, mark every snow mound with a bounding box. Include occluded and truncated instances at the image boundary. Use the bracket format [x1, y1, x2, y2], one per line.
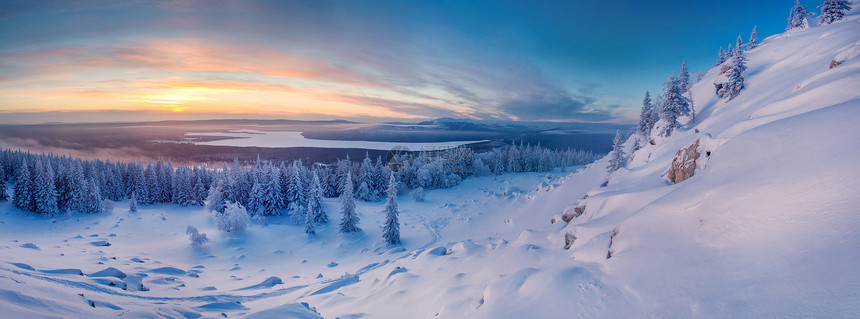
[87, 267, 127, 279]
[245, 302, 324, 319]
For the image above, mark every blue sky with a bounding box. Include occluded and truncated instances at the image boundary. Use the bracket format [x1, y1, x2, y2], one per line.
[0, 0, 799, 124]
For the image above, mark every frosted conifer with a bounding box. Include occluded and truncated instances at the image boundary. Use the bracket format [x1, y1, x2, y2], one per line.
[382, 173, 401, 245]
[818, 0, 852, 25]
[749, 26, 759, 49]
[788, 0, 814, 30]
[339, 173, 360, 233]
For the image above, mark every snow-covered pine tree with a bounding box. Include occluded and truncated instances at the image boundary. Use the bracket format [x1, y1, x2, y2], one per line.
[285, 161, 301, 205]
[382, 172, 401, 245]
[13, 158, 35, 211]
[288, 161, 307, 223]
[818, 0, 852, 24]
[0, 161, 7, 201]
[214, 201, 249, 233]
[259, 164, 283, 216]
[205, 182, 228, 213]
[736, 35, 744, 54]
[788, 0, 814, 30]
[725, 43, 734, 60]
[307, 170, 327, 223]
[749, 25, 759, 49]
[371, 156, 387, 200]
[339, 172, 360, 233]
[322, 166, 339, 198]
[158, 159, 174, 203]
[70, 160, 87, 211]
[304, 203, 316, 234]
[720, 40, 748, 101]
[718, 47, 726, 65]
[638, 91, 658, 137]
[355, 181, 371, 202]
[660, 74, 693, 137]
[335, 156, 351, 196]
[144, 162, 158, 205]
[357, 154, 375, 201]
[191, 174, 206, 206]
[81, 177, 103, 214]
[34, 158, 59, 215]
[679, 60, 691, 92]
[606, 130, 627, 176]
[129, 193, 138, 212]
[186, 226, 208, 245]
[247, 176, 263, 216]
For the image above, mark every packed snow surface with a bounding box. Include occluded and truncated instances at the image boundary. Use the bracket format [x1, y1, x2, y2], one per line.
[186, 130, 488, 150]
[2, 11, 860, 319]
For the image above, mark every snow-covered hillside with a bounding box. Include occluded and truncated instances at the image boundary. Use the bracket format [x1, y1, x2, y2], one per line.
[1, 9, 859, 319]
[558, 11, 860, 317]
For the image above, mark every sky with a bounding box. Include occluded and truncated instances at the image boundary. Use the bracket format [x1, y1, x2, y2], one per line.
[0, 0, 797, 124]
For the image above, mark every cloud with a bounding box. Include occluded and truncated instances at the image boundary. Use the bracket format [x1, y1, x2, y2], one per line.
[0, 1, 633, 122]
[497, 94, 613, 122]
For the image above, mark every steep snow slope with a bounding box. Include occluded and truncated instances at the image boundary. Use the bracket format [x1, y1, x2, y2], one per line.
[560, 12, 860, 317]
[0, 10, 858, 319]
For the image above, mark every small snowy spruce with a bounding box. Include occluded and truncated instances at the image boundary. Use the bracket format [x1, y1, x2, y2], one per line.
[382, 173, 401, 245]
[787, 0, 814, 31]
[34, 158, 59, 216]
[411, 187, 426, 202]
[0, 162, 7, 201]
[339, 173, 361, 233]
[660, 74, 693, 137]
[129, 194, 138, 212]
[638, 91, 658, 137]
[606, 130, 628, 177]
[749, 25, 759, 49]
[679, 60, 691, 92]
[214, 201, 250, 234]
[308, 170, 327, 223]
[818, 0, 852, 25]
[719, 38, 747, 101]
[13, 158, 35, 211]
[186, 226, 208, 245]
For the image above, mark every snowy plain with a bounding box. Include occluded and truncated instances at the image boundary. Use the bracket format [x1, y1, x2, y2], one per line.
[1, 9, 860, 319]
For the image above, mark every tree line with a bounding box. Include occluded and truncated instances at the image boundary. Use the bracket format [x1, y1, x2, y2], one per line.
[0, 143, 599, 224]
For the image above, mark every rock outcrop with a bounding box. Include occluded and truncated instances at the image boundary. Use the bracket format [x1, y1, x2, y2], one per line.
[561, 204, 586, 223]
[564, 233, 577, 250]
[667, 139, 701, 183]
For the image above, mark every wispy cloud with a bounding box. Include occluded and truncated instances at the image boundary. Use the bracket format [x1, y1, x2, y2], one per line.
[0, 0, 635, 123]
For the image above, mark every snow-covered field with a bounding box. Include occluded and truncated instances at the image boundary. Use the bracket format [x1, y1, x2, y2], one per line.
[0, 170, 584, 318]
[1, 8, 860, 319]
[185, 130, 487, 151]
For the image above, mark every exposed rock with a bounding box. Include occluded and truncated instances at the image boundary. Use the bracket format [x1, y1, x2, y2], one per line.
[720, 64, 731, 74]
[607, 228, 619, 260]
[561, 204, 586, 223]
[714, 82, 725, 96]
[830, 60, 841, 68]
[667, 139, 701, 184]
[564, 233, 577, 250]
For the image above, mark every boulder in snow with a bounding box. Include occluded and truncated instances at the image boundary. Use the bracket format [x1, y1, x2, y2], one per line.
[561, 204, 586, 223]
[564, 233, 577, 250]
[667, 139, 701, 184]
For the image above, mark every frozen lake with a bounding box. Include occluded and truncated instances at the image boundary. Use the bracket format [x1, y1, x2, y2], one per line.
[186, 130, 487, 151]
